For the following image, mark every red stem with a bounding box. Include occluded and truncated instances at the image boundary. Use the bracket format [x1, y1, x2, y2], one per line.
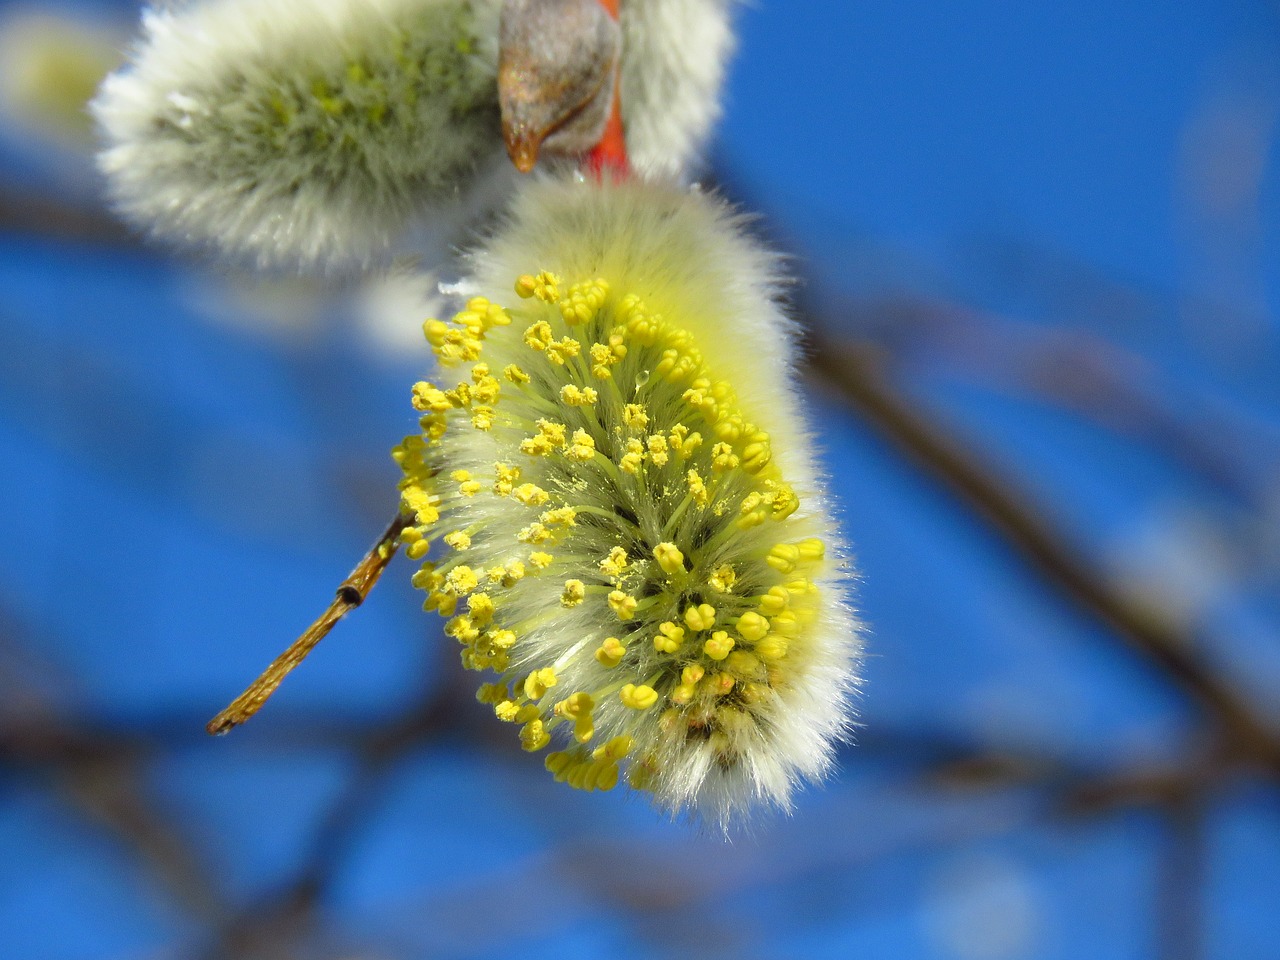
[586, 0, 629, 178]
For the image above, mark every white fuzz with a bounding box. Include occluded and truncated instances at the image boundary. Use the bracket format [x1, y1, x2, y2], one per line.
[92, 0, 505, 269]
[619, 0, 737, 180]
[94, 0, 739, 268]
[394, 178, 862, 829]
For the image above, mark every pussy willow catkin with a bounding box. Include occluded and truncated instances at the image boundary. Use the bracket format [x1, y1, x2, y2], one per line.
[394, 178, 861, 826]
[92, 0, 739, 270]
[93, 0, 504, 268]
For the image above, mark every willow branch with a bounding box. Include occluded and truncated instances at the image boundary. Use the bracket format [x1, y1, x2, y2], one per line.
[206, 512, 411, 736]
[803, 334, 1280, 773]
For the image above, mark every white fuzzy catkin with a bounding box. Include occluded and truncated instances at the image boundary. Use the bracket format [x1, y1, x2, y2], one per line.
[93, 0, 739, 269]
[93, 0, 505, 269]
[394, 178, 862, 828]
[619, 0, 737, 180]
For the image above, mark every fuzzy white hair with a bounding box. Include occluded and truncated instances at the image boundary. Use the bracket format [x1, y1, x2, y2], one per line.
[619, 0, 738, 180]
[92, 0, 506, 269]
[93, 0, 739, 270]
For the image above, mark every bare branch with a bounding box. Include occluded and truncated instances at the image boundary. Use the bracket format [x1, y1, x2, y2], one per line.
[207, 512, 411, 736]
[802, 334, 1280, 774]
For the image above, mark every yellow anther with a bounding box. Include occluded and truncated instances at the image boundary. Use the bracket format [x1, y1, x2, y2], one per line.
[725, 650, 762, 677]
[595, 637, 627, 668]
[524, 667, 558, 700]
[704, 630, 735, 661]
[673, 428, 703, 459]
[769, 610, 799, 637]
[537, 420, 566, 447]
[741, 438, 772, 474]
[620, 684, 659, 710]
[519, 435, 554, 456]
[467, 592, 494, 622]
[623, 404, 649, 430]
[443, 382, 471, 407]
[759, 586, 791, 616]
[528, 551, 554, 570]
[686, 468, 709, 506]
[560, 579, 586, 607]
[540, 506, 577, 527]
[786, 578, 817, 596]
[573, 717, 595, 744]
[555, 691, 594, 719]
[488, 628, 516, 650]
[456, 297, 510, 333]
[516, 523, 552, 544]
[559, 384, 599, 406]
[503, 363, 531, 384]
[608, 590, 638, 620]
[420, 414, 447, 443]
[736, 611, 770, 642]
[599, 546, 629, 579]
[422, 318, 450, 347]
[798, 538, 826, 562]
[428, 592, 458, 617]
[670, 683, 696, 705]
[592, 735, 634, 762]
[493, 462, 521, 496]
[566, 428, 596, 462]
[544, 751, 571, 776]
[653, 542, 685, 576]
[450, 469, 471, 482]
[520, 719, 550, 752]
[646, 434, 670, 467]
[494, 700, 521, 722]
[737, 491, 768, 529]
[410, 564, 440, 591]
[512, 483, 550, 506]
[684, 603, 717, 632]
[476, 683, 508, 705]
[470, 406, 496, 431]
[401, 487, 440, 525]
[558, 278, 609, 325]
[523, 320, 553, 351]
[741, 682, 773, 705]
[547, 337, 581, 364]
[714, 415, 745, 442]
[410, 381, 453, 413]
[515, 704, 540, 724]
[589, 341, 626, 379]
[711, 442, 740, 473]
[620, 438, 646, 474]
[756, 636, 789, 661]
[459, 480, 483, 497]
[445, 566, 479, 596]
[445, 614, 479, 641]
[472, 374, 501, 404]
[709, 673, 736, 696]
[767, 482, 800, 519]
[767, 543, 802, 573]
[515, 271, 560, 302]
[652, 621, 683, 654]
[708, 563, 736, 593]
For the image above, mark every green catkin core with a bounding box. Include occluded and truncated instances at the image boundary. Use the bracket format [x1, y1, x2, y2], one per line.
[156, 1, 498, 207]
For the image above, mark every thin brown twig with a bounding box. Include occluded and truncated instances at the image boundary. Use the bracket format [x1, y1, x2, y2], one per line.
[802, 333, 1280, 773]
[206, 511, 411, 736]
